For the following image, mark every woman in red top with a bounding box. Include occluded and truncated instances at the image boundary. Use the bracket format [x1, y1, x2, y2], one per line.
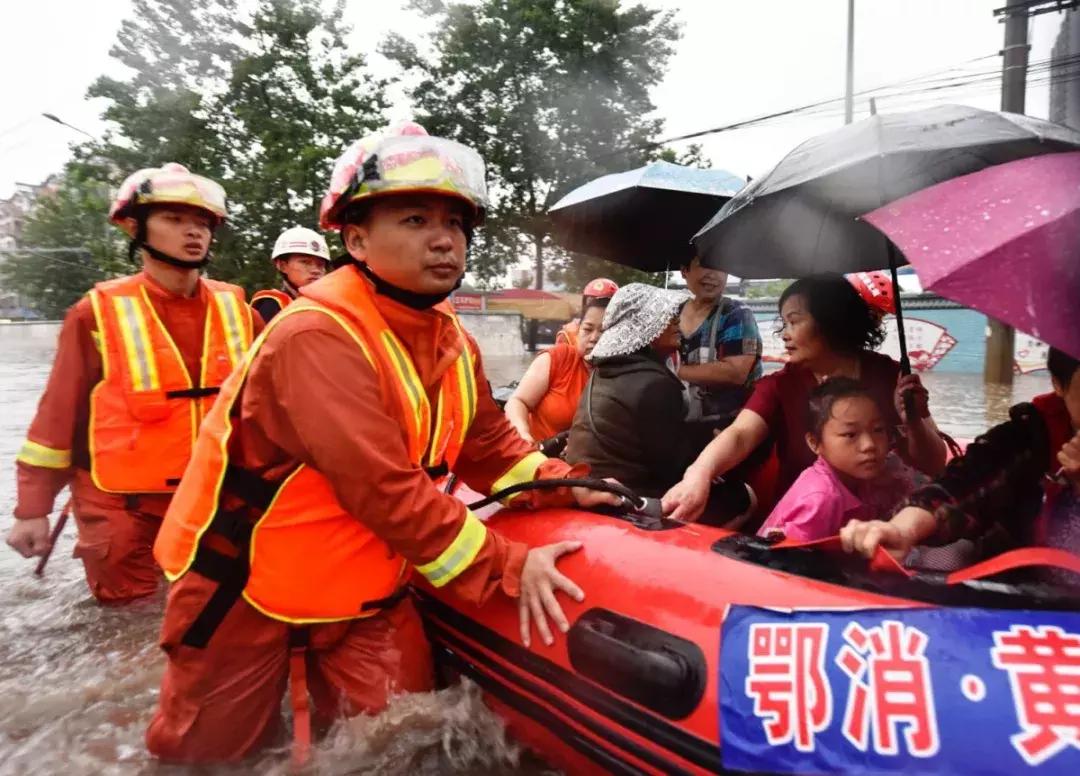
[663, 273, 948, 522]
[506, 293, 611, 444]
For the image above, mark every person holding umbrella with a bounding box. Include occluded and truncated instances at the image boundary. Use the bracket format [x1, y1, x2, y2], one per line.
[662, 273, 947, 523]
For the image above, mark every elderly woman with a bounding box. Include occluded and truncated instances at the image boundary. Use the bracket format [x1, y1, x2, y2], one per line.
[563, 283, 695, 499]
[663, 273, 948, 522]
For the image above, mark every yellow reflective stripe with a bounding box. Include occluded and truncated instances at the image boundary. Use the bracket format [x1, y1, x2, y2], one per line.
[428, 388, 446, 468]
[415, 511, 487, 588]
[90, 329, 102, 353]
[112, 295, 159, 391]
[380, 330, 427, 450]
[16, 440, 72, 469]
[455, 335, 477, 444]
[213, 291, 247, 367]
[491, 451, 549, 504]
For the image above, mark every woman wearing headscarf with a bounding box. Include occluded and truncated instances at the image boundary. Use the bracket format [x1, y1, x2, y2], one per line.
[563, 284, 695, 499]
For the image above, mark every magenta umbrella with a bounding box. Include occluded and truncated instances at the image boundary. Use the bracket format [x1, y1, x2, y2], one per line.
[862, 151, 1080, 361]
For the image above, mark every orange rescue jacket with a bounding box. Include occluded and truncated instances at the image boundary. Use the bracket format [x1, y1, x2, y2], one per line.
[251, 288, 292, 321]
[87, 274, 253, 494]
[155, 268, 488, 624]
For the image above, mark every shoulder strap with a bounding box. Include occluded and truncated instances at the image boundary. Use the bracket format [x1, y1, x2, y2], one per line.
[706, 302, 722, 364]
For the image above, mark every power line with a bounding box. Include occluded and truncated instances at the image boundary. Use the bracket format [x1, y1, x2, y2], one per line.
[643, 52, 1080, 152]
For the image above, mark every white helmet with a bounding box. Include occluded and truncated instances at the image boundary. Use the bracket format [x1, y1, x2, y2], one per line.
[272, 226, 330, 262]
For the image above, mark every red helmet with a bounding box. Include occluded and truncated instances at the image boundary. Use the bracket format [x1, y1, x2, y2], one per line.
[582, 278, 618, 300]
[847, 271, 895, 316]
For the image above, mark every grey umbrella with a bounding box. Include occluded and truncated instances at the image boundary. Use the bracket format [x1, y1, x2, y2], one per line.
[692, 104, 1080, 377]
[693, 104, 1080, 279]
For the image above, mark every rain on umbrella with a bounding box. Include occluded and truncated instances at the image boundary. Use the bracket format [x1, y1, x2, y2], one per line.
[862, 151, 1080, 362]
[549, 161, 745, 272]
[692, 104, 1080, 372]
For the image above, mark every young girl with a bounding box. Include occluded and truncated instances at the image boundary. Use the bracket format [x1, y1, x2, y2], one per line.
[758, 377, 918, 542]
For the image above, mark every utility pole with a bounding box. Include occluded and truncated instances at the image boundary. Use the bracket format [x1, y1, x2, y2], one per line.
[984, 0, 1030, 385]
[844, 0, 855, 124]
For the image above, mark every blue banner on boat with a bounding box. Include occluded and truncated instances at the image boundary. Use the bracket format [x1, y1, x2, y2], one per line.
[720, 606, 1080, 775]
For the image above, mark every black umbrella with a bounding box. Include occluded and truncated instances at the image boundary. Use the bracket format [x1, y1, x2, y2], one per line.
[549, 161, 745, 272]
[693, 104, 1080, 372]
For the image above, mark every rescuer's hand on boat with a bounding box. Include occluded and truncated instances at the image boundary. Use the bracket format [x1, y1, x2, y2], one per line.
[519, 540, 585, 648]
[6, 517, 51, 558]
[839, 506, 936, 560]
[660, 466, 711, 523]
[1058, 430, 1080, 493]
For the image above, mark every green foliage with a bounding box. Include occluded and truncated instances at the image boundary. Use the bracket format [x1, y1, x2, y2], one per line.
[385, 0, 680, 289]
[745, 279, 792, 299]
[7, 0, 389, 313]
[217, 0, 391, 290]
[0, 170, 127, 318]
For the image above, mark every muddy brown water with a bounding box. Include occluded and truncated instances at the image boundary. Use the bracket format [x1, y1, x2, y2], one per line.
[0, 329, 1048, 774]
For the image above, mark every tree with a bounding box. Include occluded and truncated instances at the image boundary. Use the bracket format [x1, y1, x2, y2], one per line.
[385, 0, 680, 289]
[87, 0, 241, 178]
[216, 0, 390, 290]
[8, 0, 392, 314]
[0, 170, 127, 318]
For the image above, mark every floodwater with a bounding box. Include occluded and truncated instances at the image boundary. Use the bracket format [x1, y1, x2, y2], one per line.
[0, 326, 1049, 774]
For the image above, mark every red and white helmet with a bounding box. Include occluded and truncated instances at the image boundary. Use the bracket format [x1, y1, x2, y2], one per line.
[319, 122, 488, 231]
[109, 163, 227, 227]
[582, 277, 618, 300]
[272, 226, 330, 263]
[847, 271, 895, 316]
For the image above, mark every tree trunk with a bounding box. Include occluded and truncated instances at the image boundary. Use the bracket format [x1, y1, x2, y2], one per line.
[533, 232, 543, 290]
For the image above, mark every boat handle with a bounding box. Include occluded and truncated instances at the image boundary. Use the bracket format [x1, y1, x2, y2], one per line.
[576, 618, 686, 677]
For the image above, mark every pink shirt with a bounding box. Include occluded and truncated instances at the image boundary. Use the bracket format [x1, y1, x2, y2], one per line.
[758, 455, 919, 542]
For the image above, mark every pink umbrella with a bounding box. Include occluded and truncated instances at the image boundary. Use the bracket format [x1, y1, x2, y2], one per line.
[862, 151, 1080, 360]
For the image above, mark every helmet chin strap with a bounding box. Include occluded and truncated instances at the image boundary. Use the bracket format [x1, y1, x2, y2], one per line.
[351, 258, 462, 310]
[129, 216, 211, 270]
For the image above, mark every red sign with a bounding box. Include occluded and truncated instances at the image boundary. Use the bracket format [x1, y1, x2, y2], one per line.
[451, 293, 483, 312]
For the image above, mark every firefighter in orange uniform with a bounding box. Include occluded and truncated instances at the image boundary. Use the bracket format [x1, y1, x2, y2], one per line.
[250, 225, 332, 323]
[5, 163, 257, 603]
[145, 123, 621, 763]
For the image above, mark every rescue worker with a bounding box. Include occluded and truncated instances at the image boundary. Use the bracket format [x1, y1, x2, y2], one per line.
[5, 163, 257, 603]
[554, 277, 618, 348]
[250, 225, 331, 322]
[145, 123, 621, 763]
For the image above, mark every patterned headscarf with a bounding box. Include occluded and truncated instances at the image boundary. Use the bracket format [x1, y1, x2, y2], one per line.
[589, 283, 689, 361]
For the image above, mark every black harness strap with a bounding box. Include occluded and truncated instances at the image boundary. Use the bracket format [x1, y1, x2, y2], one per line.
[182, 545, 250, 649]
[178, 464, 407, 649]
[424, 462, 450, 479]
[165, 386, 221, 399]
[361, 586, 409, 612]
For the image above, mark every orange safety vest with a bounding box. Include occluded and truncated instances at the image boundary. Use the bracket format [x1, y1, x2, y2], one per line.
[155, 266, 490, 624]
[251, 288, 292, 319]
[87, 274, 253, 494]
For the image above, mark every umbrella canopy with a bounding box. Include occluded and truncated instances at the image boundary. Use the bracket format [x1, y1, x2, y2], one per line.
[863, 151, 1080, 361]
[549, 161, 745, 272]
[693, 104, 1080, 279]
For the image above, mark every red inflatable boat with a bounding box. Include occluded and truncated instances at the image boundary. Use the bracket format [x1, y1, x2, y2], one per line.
[415, 500, 1080, 776]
